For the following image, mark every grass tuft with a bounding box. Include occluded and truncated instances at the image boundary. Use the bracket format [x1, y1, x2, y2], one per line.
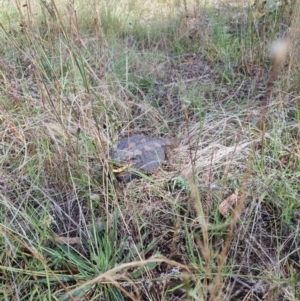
[0, 0, 299, 300]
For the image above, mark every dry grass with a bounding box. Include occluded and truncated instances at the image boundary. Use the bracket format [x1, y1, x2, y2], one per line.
[0, 0, 299, 300]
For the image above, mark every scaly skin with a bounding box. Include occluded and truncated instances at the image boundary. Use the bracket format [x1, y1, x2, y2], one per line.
[110, 135, 175, 182]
